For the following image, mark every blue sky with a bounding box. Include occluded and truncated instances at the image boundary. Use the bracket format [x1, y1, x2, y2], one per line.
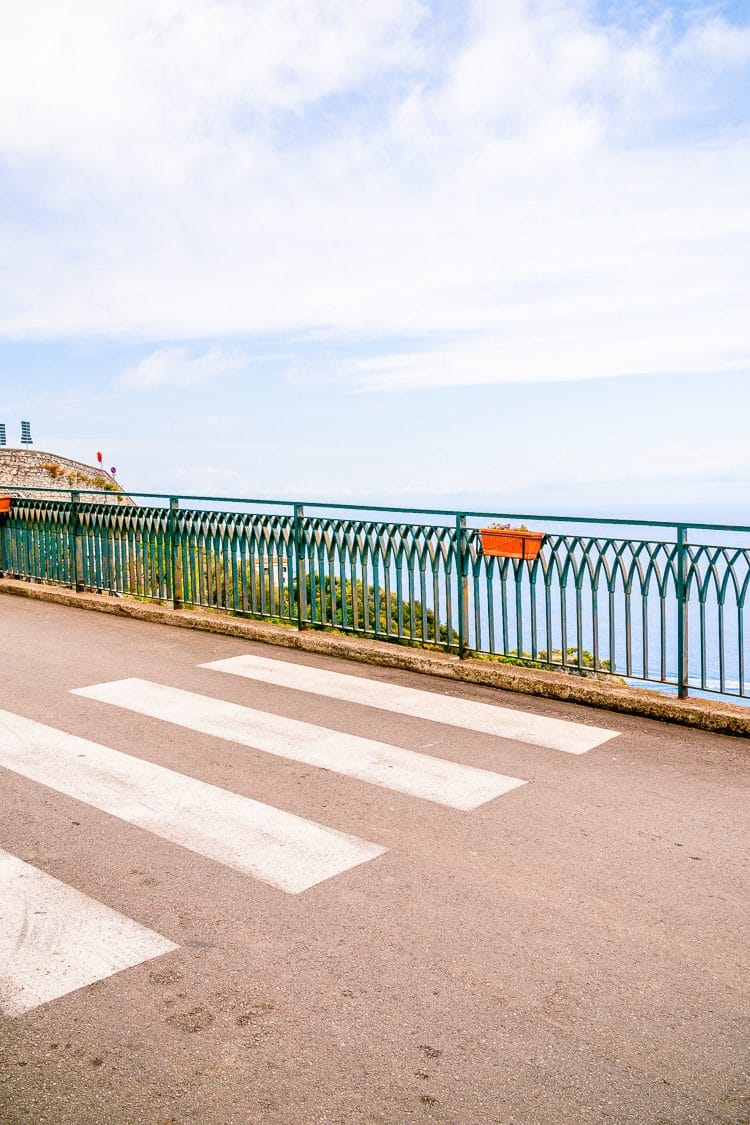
[1, 1, 749, 521]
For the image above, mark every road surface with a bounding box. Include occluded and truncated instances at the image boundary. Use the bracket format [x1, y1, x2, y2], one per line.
[0, 595, 747, 1124]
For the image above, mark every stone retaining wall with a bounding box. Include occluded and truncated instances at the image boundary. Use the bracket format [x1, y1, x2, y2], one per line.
[0, 448, 123, 501]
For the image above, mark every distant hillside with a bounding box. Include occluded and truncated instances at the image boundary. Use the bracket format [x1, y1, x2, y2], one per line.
[0, 448, 126, 502]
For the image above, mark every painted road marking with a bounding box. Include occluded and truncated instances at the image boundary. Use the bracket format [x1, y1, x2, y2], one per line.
[71, 679, 526, 810]
[200, 653, 620, 754]
[0, 848, 177, 1016]
[0, 709, 385, 894]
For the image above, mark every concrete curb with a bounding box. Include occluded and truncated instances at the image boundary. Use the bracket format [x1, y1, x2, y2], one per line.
[2, 578, 749, 739]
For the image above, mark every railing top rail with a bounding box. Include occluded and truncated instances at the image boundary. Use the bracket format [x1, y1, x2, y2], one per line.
[0, 483, 748, 535]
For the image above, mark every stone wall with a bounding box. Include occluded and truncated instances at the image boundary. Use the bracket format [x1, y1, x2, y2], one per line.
[0, 448, 125, 501]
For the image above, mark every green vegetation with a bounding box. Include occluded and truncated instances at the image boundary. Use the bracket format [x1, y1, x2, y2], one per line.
[307, 574, 457, 646]
[90, 476, 120, 492]
[176, 556, 457, 646]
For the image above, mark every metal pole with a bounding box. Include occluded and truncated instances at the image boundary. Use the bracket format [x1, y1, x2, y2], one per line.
[69, 490, 81, 591]
[677, 525, 689, 698]
[456, 514, 469, 658]
[169, 497, 181, 609]
[294, 503, 307, 630]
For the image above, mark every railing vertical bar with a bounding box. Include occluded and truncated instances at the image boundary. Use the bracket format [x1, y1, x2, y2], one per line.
[608, 588, 616, 674]
[373, 540, 382, 636]
[69, 492, 80, 590]
[338, 540, 348, 631]
[408, 556, 417, 640]
[396, 555, 404, 640]
[560, 582, 568, 668]
[168, 498, 179, 608]
[516, 562, 524, 661]
[544, 576, 553, 665]
[473, 566, 481, 653]
[457, 515, 468, 658]
[487, 563, 496, 654]
[294, 506, 305, 629]
[500, 560, 509, 654]
[718, 602, 725, 694]
[738, 608, 745, 697]
[677, 526, 689, 698]
[444, 547, 454, 651]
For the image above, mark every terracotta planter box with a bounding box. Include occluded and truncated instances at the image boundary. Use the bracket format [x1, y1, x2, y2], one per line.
[0, 495, 11, 515]
[479, 528, 545, 560]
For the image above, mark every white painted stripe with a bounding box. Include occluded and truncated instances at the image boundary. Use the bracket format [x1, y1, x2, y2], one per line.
[0, 709, 385, 894]
[201, 653, 619, 755]
[71, 680, 526, 810]
[0, 848, 177, 1016]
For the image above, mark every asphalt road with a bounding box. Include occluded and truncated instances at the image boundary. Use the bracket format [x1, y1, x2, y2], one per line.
[0, 595, 747, 1124]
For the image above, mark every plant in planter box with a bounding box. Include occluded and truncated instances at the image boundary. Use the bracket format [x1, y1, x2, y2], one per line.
[479, 522, 545, 560]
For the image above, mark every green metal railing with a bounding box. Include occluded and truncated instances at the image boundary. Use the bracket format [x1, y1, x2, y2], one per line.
[1, 487, 749, 701]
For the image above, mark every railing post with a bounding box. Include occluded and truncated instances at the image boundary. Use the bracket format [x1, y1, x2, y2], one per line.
[169, 497, 182, 609]
[294, 503, 307, 630]
[456, 514, 469, 658]
[677, 525, 689, 698]
[69, 491, 83, 591]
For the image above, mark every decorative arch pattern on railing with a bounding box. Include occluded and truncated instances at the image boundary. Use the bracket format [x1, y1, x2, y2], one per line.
[464, 531, 683, 684]
[1, 489, 748, 701]
[296, 517, 459, 645]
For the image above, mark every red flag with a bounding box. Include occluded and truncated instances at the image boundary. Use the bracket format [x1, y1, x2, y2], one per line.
[97, 451, 102, 464]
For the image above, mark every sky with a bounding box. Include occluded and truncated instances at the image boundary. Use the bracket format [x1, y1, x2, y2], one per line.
[1, 0, 749, 523]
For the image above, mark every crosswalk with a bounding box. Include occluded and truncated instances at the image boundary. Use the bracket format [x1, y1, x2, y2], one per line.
[71, 678, 527, 809]
[0, 651, 620, 1016]
[200, 652, 620, 754]
[0, 849, 177, 1017]
[0, 708, 386, 894]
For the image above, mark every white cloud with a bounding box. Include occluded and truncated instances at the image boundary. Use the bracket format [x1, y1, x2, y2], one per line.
[0, 1, 749, 391]
[120, 347, 246, 389]
[677, 15, 750, 67]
